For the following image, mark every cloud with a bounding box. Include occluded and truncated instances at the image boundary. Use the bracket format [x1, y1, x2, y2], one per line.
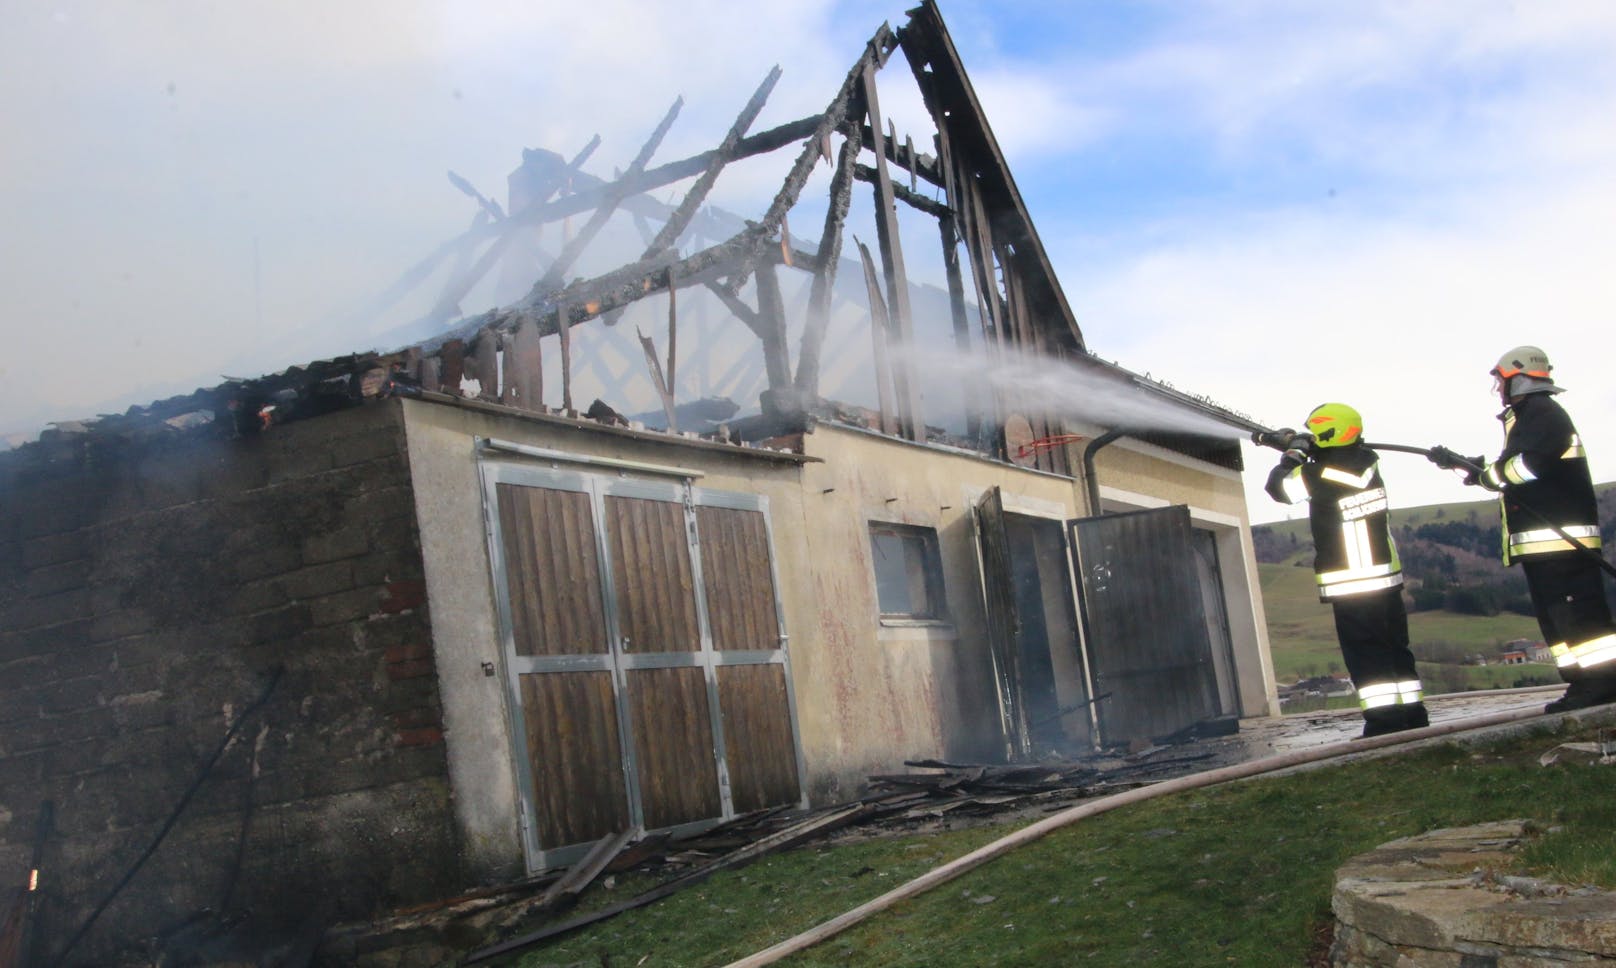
[1068, 166, 1616, 520]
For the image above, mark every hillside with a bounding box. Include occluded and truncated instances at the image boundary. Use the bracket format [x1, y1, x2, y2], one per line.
[1253, 482, 1616, 696]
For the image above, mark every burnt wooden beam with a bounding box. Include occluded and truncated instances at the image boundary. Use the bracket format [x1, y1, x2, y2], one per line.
[898, 2, 1084, 354]
[556, 298, 574, 412]
[940, 208, 981, 445]
[506, 320, 543, 411]
[857, 124, 944, 187]
[463, 115, 822, 246]
[793, 121, 861, 395]
[637, 326, 677, 432]
[471, 327, 500, 400]
[853, 237, 898, 435]
[533, 97, 684, 294]
[447, 169, 507, 222]
[644, 66, 782, 259]
[720, 23, 896, 296]
[852, 164, 950, 218]
[753, 262, 793, 391]
[427, 210, 489, 323]
[429, 135, 601, 326]
[702, 280, 767, 342]
[464, 805, 868, 964]
[862, 63, 924, 443]
[439, 339, 466, 395]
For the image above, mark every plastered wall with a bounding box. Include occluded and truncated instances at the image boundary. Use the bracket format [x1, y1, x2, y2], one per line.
[401, 401, 1279, 863]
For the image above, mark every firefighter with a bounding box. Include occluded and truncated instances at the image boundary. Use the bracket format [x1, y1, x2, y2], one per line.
[1265, 403, 1429, 736]
[1467, 346, 1616, 713]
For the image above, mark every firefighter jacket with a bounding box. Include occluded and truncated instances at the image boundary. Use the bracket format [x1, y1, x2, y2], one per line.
[1270, 444, 1403, 601]
[1482, 393, 1602, 564]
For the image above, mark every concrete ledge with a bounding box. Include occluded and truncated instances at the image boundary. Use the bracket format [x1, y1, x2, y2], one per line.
[1330, 820, 1616, 966]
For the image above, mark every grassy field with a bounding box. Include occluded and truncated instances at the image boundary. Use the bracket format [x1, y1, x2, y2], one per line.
[1259, 559, 1550, 691]
[508, 719, 1616, 967]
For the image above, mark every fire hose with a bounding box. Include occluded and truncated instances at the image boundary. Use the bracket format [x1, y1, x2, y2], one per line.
[722, 705, 1547, 967]
[1249, 428, 1616, 582]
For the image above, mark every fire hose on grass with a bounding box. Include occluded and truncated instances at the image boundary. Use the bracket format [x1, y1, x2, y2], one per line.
[722, 706, 1546, 968]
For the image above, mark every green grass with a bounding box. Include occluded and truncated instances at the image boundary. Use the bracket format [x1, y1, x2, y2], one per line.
[1260, 560, 1544, 689]
[508, 721, 1616, 968]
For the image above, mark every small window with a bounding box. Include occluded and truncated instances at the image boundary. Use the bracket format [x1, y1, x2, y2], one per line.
[869, 523, 946, 620]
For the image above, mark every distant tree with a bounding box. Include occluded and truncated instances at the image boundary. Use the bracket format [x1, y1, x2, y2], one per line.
[1410, 584, 1447, 611]
[1434, 507, 1446, 519]
[1446, 584, 1500, 616]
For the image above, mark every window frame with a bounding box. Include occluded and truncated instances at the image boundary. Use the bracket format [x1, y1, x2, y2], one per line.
[867, 521, 949, 624]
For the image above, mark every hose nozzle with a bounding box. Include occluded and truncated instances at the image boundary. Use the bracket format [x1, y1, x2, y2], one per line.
[1252, 427, 1296, 450]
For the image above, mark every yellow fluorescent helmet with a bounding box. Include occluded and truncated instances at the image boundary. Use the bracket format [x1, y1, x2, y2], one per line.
[1492, 345, 1552, 379]
[1306, 402, 1362, 448]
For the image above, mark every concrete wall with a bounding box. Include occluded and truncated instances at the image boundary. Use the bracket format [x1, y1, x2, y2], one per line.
[398, 398, 817, 874]
[400, 399, 1279, 858]
[791, 424, 1083, 798]
[0, 403, 458, 965]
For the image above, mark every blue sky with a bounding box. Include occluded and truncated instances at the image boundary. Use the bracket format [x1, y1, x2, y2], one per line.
[4, 0, 1615, 523]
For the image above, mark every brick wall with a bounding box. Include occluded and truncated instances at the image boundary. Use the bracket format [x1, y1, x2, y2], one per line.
[0, 401, 459, 965]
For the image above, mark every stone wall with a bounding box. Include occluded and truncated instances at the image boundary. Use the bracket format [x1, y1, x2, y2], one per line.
[0, 401, 459, 965]
[1330, 820, 1616, 966]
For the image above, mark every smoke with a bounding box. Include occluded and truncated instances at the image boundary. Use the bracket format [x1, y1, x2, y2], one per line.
[905, 342, 1259, 441]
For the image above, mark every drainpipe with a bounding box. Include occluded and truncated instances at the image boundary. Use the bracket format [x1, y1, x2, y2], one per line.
[1082, 429, 1127, 516]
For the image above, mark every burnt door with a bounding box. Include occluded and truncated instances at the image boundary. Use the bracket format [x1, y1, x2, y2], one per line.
[483, 462, 804, 872]
[1071, 505, 1220, 745]
[973, 487, 1031, 759]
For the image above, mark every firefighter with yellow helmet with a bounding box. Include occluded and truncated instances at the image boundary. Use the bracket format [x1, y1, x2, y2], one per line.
[1265, 403, 1428, 736]
[1468, 346, 1616, 712]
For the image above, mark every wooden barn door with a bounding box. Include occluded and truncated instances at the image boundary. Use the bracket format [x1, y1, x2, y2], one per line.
[483, 461, 804, 871]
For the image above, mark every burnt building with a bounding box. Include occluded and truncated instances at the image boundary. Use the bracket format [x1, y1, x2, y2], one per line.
[0, 3, 1280, 962]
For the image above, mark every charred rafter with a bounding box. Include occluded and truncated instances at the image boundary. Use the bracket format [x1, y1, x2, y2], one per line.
[643, 67, 782, 260]
[532, 98, 684, 294]
[851, 164, 949, 218]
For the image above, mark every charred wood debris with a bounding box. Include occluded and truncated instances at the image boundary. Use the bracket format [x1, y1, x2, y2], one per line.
[325, 742, 1225, 964]
[7, 0, 1094, 474]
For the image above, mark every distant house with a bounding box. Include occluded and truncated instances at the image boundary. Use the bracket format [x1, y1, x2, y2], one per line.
[1504, 638, 1552, 664]
[1500, 651, 1528, 665]
[1279, 675, 1355, 702]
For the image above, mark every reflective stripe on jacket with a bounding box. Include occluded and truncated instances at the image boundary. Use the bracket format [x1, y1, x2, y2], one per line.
[1297, 446, 1403, 602]
[1489, 394, 1602, 564]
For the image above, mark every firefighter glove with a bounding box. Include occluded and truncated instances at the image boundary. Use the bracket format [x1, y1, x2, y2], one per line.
[1463, 458, 1498, 490]
[1429, 445, 1462, 470]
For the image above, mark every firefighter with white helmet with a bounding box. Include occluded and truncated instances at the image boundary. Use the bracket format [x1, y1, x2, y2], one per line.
[1469, 346, 1616, 712]
[1266, 403, 1428, 736]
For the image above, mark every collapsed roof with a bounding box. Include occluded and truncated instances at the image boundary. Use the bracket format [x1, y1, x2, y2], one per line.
[9, 1, 1260, 473]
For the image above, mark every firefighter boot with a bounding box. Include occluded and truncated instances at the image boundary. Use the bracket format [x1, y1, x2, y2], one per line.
[1545, 675, 1616, 714]
[1359, 708, 1405, 738]
[1402, 702, 1429, 730]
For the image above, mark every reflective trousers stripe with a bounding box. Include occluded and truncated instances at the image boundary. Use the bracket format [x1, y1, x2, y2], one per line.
[1319, 574, 1403, 599]
[1359, 680, 1423, 710]
[1317, 562, 1398, 585]
[1566, 634, 1616, 670]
